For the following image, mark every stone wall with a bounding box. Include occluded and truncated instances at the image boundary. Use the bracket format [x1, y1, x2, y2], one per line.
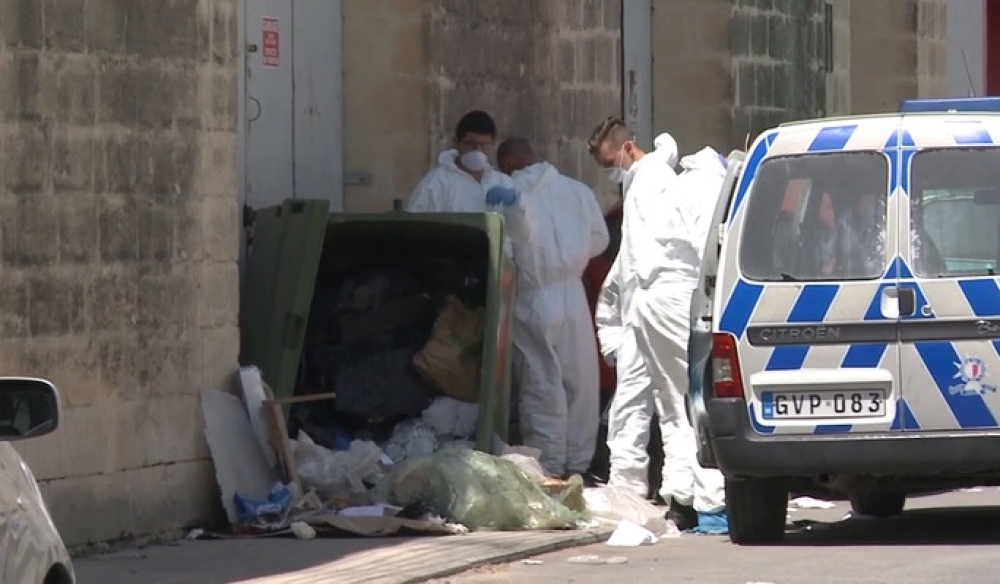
[430, 0, 621, 208]
[0, 0, 240, 547]
[730, 0, 828, 144]
[916, 0, 949, 98]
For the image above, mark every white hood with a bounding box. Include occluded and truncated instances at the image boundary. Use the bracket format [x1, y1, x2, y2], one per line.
[511, 161, 559, 193]
[679, 146, 727, 176]
[651, 133, 679, 168]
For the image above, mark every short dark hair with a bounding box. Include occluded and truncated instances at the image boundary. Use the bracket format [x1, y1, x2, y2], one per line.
[455, 110, 498, 139]
[497, 137, 534, 159]
[587, 116, 633, 156]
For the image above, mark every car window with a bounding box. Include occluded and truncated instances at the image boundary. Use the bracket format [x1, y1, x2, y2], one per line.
[910, 148, 1000, 277]
[739, 152, 889, 282]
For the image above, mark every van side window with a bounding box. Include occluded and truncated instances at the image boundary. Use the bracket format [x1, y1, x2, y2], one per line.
[910, 148, 1000, 277]
[739, 152, 888, 282]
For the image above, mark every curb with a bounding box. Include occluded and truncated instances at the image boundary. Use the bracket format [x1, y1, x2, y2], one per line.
[403, 528, 615, 584]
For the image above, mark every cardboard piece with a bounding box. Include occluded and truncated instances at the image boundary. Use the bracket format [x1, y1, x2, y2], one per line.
[201, 388, 282, 525]
[239, 366, 277, 468]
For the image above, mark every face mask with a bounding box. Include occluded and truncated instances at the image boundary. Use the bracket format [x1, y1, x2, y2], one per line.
[605, 166, 626, 184]
[460, 150, 489, 172]
[605, 147, 629, 184]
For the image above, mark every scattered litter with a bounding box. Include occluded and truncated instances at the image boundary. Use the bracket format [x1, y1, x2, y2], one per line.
[339, 504, 402, 518]
[522, 559, 545, 565]
[606, 520, 660, 547]
[960, 487, 985, 493]
[788, 496, 835, 510]
[234, 483, 294, 528]
[842, 511, 877, 521]
[290, 521, 317, 540]
[293, 431, 384, 502]
[567, 555, 628, 565]
[583, 486, 671, 536]
[186, 529, 204, 540]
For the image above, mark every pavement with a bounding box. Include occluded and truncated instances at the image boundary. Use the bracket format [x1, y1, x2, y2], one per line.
[72, 526, 613, 584]
[432, 489, 1000, 584]
[73, 489, 1000, 583]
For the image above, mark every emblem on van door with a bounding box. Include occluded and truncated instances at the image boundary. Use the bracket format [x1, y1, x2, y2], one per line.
[950, 357, 999, 396]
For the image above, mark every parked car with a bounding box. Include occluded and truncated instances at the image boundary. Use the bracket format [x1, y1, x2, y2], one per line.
[0, 377, 75, 583]
[690, 96, 1000, 544]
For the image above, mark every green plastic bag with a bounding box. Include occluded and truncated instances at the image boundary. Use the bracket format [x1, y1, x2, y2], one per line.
[374, 448, 581, 531]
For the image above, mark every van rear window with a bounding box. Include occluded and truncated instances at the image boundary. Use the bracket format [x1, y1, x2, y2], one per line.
[910, 148, 1000, 277]
[738, 152, 889, 282]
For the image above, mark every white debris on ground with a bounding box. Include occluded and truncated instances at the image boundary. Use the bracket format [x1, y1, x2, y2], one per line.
[787, 496, 835, 510]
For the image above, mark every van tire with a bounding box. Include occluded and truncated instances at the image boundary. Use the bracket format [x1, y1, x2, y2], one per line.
[726, 477, 788, 545]
[849, 492, 906, 518]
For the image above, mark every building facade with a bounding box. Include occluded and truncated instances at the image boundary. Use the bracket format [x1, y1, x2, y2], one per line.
[0, 0, 961, 547]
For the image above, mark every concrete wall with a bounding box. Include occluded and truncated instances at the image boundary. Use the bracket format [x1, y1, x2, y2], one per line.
[341, 0, 622, 213]
[916, 0, 948, 98]
[945, 0, 986, 97]
[652, 0, 732, 154]
[0, 0, 240, 547]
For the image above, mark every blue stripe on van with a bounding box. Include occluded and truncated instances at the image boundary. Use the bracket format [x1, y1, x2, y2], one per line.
[890, 400, 921, 431]
[948, 121, 994, 146]
[958, 278, 1000, 317]
[807, 125, 858, 152]
[728, 135, 773, 221]
[914, 342, 998, 429]
[719, 280, 764, 338]
[748, 403, 776, 435]
[884, 130, 915, 196]
[841, 344, 887, 368]
[814, 424, 852, 434]
[765, 284, 839, 371]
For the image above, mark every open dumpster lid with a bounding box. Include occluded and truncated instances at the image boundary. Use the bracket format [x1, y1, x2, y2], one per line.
[240, 199, 331, 401]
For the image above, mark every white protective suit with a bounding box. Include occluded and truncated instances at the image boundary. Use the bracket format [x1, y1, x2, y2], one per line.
[510, 161, 610, 478]
[598, 134, 680, 498]
[629, 146, 729, 514]
[406, 149, 529, 249]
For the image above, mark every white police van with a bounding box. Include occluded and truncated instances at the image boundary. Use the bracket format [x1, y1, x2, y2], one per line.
[689, 97, 1000, 544]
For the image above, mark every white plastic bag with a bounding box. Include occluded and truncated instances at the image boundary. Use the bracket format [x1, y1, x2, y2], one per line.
[382, 419, 439, 464]
[293, 432, 383, 500]
[421, 397, 479, 439]
[583, 487, 673, 537]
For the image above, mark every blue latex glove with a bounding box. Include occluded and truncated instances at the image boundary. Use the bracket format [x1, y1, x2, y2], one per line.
[486, 186, 519, 207]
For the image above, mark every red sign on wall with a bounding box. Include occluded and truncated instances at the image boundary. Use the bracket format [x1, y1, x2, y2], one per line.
[262, 17, 280, 67]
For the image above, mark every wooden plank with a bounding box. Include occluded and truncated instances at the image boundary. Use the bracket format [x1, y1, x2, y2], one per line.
[269, 391, 337, 406]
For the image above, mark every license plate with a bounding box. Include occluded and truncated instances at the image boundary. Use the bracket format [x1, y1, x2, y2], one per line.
[760, 389, 887, 420]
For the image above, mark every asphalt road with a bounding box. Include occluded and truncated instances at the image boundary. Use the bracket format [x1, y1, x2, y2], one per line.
[432, 489, 1000, 584]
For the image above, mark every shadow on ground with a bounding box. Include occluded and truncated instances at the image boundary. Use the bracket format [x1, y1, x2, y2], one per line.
[781, 504, 1000, 547]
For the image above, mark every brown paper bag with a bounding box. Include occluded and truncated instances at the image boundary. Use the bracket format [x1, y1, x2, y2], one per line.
[413, 296, 485, 403]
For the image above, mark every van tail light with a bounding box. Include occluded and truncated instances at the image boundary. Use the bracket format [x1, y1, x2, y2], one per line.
[712, 333, 745, 399]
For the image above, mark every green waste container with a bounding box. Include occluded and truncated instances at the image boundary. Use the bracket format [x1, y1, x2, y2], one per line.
[239, 198, 516, 452]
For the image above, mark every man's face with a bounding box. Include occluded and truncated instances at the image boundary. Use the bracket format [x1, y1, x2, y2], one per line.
[455, 132, 494, 157]
[594, 139, 630, 170]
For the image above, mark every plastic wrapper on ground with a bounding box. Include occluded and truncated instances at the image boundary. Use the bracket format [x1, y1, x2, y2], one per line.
[583, 486, 671, 537]
[293, 431, 384, 501]
[372, 448, 581, 531]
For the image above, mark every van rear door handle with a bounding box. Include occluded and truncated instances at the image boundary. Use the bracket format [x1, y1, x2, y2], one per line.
[898, 287, 916, 317]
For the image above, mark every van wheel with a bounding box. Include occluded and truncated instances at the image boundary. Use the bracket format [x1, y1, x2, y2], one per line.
[726, 477, 788, 545]
[849, 492, 906, 518]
